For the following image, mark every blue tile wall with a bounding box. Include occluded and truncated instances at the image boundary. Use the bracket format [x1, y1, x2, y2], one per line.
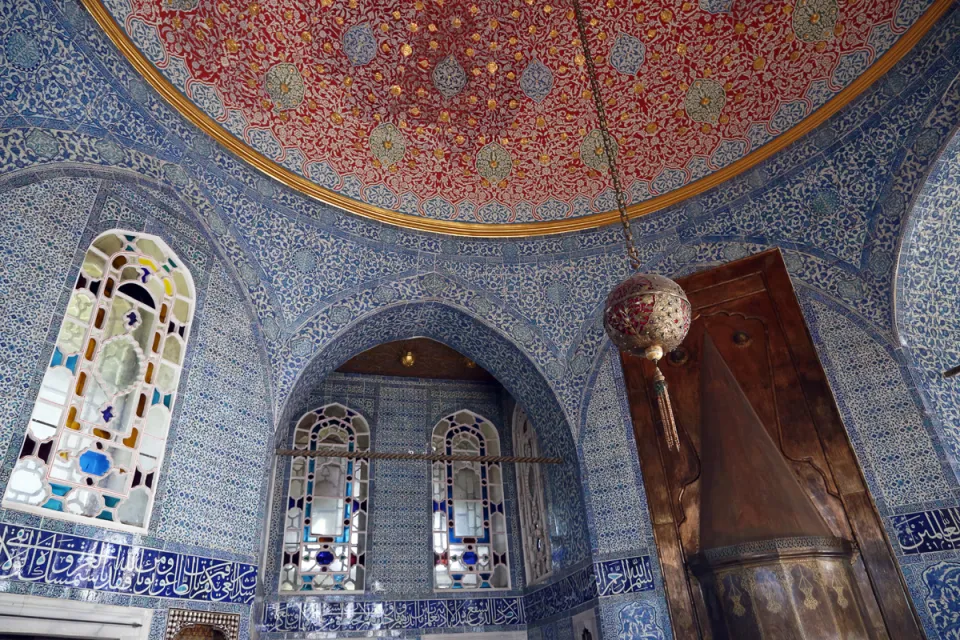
[899, 129, 960, 474]
[3, 0, 960, 637]
[0, 170, 273, 629]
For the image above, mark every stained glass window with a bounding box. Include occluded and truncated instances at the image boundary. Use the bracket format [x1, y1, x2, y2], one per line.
[280, 404, 370, 592]
[2, 230, 194, 532]
[432, 410, 510, 590]
[513, 407, 552, 585]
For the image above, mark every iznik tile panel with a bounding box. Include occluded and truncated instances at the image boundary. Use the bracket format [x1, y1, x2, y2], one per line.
[0, 523, 257, 604]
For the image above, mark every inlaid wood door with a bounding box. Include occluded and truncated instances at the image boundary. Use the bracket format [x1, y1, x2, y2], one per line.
[619, 249, 922, 639]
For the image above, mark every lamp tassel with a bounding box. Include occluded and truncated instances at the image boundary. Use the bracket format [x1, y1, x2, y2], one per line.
[652, 364, 679, 451]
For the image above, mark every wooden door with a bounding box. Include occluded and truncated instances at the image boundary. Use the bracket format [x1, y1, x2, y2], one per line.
[620, 249, 922, 639]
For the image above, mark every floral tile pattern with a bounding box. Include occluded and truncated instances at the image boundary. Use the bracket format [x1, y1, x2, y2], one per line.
[2, 0, 960, 637]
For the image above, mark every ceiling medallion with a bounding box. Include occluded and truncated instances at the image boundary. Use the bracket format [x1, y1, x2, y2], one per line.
[264, 63, 305, 111]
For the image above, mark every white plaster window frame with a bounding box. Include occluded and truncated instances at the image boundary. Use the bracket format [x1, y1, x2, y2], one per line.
[0, 592, 153, 639]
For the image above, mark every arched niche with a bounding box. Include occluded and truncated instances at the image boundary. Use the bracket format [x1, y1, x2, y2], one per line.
[276, 301, 591, 573]
[896, 126, 960, 475]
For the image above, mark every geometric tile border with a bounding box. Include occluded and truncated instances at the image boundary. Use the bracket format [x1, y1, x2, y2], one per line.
[165, 608, 241, 640]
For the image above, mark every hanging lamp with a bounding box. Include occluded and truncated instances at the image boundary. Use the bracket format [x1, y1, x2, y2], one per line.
[570, 0, 692, 450]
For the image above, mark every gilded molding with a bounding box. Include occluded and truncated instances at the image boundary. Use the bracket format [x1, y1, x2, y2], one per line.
[80, 0, 952, 237]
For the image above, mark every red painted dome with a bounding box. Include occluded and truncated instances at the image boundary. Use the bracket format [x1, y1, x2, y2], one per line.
[101, 0, 939, 228]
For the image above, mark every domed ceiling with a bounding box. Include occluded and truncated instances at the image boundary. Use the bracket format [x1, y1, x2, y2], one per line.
[90, 0, 942, 234]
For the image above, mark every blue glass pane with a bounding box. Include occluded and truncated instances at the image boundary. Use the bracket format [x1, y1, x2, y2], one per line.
[42, 499, 63, 511]
[317, 551, 335, 565]
[462, 551, 478, 565]
[104, 496, 120, 508]
[65, 354, 79, 373]
[96, 510, 113, 521]
[152, 389, 161, 406]
[50, 483, 70, 496]
[163, 394, 172, 409]
[50, 347, 63, 367]
[79, 450, 111, 476]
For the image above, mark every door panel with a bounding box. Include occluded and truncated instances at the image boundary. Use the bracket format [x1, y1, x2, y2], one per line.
[619, 249, 922, 639]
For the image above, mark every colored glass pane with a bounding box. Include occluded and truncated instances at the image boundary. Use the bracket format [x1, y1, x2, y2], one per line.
[279, 404, 370, 593]
[432, 411, 509, 590]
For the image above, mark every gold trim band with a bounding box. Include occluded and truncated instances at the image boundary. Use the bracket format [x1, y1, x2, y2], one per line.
[80, 0, 952, 237]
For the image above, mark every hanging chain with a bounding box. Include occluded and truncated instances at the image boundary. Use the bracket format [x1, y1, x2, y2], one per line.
[571, 0, 641, 270]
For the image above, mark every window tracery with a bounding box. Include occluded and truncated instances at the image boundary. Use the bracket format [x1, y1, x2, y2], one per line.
[3, 230, 194, 532]
[513, 406, 552, 584]
[431, 410, 510, 590]
[280, 404, 370, 592]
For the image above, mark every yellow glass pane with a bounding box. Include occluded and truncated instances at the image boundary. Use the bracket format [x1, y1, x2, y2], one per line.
[138, 256, 158, 272]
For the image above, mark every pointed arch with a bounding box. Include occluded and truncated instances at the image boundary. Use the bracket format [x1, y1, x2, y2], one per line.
[270, 301, 591, 579]
[2, 229, 195, 532]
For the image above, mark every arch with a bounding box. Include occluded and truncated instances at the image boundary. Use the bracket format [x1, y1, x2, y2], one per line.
[277, 301, 591, 572]
[2, 229, 195, 533]
[431, 409, 509, 590]
[895, 124, 960, 475]
[279, 403, 370, 592]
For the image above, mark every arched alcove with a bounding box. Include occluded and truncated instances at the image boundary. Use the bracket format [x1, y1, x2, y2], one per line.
[269, 301, 591, 588]
[896, 126, 960, 477]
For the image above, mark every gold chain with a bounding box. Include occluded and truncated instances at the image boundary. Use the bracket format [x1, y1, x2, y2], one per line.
[571, 0, 641, 270]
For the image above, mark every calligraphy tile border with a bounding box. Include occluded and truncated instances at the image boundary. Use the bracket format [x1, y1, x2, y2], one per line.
[257, 554, 653, 632]
[0, 523, 257, 605]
